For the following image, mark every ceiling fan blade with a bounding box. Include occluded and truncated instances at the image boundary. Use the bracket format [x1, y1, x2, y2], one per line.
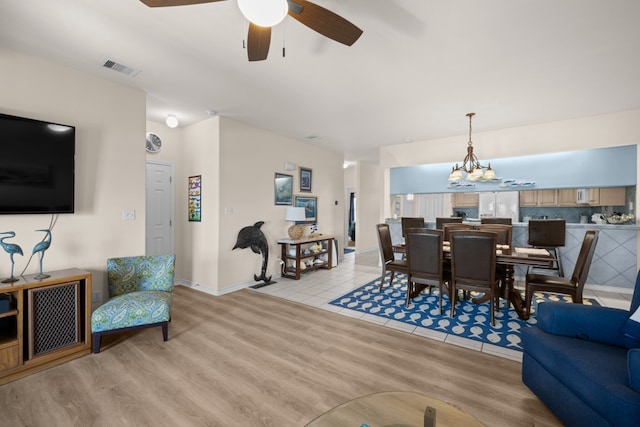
[247, 23, 271, 62]
[140, 0, 225, 7]
[286, 0, 362, 46]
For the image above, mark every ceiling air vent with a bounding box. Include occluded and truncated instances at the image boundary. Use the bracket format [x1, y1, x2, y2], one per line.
[100, 59, 141, 77]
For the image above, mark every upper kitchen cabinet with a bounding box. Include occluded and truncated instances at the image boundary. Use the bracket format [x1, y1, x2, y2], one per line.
[558, 189, 578, 206]
[589, 187, 626, 206]
[452, 192, 479, 208]
[532, 187, 627, 207]
[520, 190, 557, 207]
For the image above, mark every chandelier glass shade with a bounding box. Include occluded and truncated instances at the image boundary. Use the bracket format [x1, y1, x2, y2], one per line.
[448, 113, 496, 182]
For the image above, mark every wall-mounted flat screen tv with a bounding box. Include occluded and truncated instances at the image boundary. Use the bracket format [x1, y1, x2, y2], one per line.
[0, 113, 75, 214]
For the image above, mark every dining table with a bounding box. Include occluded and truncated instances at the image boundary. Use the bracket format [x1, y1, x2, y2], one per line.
[393, 242, 554, 320]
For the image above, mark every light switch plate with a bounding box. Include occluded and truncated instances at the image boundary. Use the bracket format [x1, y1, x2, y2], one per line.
[122, 209, 135, 220]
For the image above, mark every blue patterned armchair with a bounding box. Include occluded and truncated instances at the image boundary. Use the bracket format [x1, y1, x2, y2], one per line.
[91, 254, 176, 353]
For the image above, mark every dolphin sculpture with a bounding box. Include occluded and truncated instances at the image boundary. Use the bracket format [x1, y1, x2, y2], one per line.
[233, 221, 273, 285]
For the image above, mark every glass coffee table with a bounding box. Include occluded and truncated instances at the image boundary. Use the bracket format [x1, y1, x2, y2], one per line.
[305, 391, 484, 427]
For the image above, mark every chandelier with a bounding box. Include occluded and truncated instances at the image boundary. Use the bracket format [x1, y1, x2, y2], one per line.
[448, 113, 496, 182]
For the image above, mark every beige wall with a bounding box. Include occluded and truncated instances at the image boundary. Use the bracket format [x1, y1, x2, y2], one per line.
[380, 109, 640, 167]
[145, 116, 345, 294]
[355, 161, 382, 253]
[0, 48, 147, 302]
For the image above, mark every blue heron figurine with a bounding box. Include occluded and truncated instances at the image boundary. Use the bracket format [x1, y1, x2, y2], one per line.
[0, 231, 23, 283]
[32, 229, 52, 280]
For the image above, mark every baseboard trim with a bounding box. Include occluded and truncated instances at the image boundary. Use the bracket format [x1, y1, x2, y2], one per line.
[175, 276, 282, 297]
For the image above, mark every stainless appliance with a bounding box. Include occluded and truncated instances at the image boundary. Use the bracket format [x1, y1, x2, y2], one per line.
[479, 191, 520, 223]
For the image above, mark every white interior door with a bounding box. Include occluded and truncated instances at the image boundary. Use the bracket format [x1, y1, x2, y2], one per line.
[146, 161, 174, 256]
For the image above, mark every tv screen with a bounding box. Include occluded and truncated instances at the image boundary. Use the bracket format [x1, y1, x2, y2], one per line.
[0, 113, 75, 214]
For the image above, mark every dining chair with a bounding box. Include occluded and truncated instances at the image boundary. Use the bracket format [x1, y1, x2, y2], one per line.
[435, 217, 463, 230]
[475, 224, 512, 246]
[480, 217, 512, 225]
[476, 224, 513, 308]
[376, 223, 408, 291]
[405, 229, 446, 310]
[442, 223, 474, 242]
[524, 230, 599, 316]
[401, 217, 426, 240]
[449, 230, 500, 325]
[528, 219, 566, 276]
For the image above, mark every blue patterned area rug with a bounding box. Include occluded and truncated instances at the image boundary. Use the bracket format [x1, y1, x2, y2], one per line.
[329, 274, 599, 352]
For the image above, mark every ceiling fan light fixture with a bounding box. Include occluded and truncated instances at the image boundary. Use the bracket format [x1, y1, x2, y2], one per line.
[238, 0, 288, 27]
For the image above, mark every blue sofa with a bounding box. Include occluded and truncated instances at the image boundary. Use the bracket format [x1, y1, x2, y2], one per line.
[522, 273, 640, 426]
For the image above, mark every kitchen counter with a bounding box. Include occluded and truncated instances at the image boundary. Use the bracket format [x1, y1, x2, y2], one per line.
[386, 219, 638, 290]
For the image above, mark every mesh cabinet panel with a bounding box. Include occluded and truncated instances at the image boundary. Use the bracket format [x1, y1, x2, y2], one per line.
[27, 281, 80, 359]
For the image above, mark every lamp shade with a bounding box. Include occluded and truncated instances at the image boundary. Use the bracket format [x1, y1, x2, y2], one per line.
[286, 207, 306, 222]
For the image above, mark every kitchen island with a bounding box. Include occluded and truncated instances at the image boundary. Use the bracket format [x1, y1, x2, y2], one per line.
[386, 219, 639, 291]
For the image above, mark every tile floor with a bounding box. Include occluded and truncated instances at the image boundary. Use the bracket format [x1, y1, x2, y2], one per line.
[253, 249, 633, 362]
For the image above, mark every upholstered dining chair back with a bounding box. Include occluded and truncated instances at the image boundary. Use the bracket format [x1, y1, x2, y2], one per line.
[405, 229, 445, 310]
[376, 224, 407, 290]
[401, 217, 426, 239]
[480, 217, 512, 225]
[406, 229, 442, 280]
[442, 223, 474, 242]
[528, 219, 566, 247]
[570, 230, 599, 287]
[475, 224, 513, 247]
[376, 223, 395, 264]
[435, 217, 463, 230]
[450, 230, 499, 325]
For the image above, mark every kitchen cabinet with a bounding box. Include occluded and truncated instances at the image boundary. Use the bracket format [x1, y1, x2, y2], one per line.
[538, 190, 558, 206]
[558, 189, 578, 206]
[519, 191, 538, 207]
[451, 192, 478, 208]
[565, 187, 625, 206]
[519, 190, 557, 207]
[596, 187, 626, 206]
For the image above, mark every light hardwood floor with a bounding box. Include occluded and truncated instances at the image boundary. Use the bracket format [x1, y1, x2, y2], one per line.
[0, 283, 562, 426]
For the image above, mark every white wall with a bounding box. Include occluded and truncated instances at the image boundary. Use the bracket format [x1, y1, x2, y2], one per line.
[0, 48, 147, 302]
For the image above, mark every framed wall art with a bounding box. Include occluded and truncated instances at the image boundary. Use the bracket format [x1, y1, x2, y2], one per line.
[274, 173, 293, 205]
[295, 195, 317, 222]
[299, 167, 312, 192]
[188, 175, 201, 222]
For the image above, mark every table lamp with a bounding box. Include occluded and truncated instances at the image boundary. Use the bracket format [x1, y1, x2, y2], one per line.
[286, 207, 306, 239]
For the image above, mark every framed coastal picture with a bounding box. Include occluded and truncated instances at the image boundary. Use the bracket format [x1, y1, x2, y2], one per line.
[188, 175, 201, 222]
[274, 173, 293, 205]
[299, 167, 312, 192]
[295, 195, 317, 222]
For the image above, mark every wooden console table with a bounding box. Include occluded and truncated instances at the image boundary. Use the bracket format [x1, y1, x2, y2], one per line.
[278, 235, 335, 280]
[0, 268, 92, 385]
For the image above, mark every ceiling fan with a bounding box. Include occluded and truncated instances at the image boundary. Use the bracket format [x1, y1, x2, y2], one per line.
[140, 0, 363, 61]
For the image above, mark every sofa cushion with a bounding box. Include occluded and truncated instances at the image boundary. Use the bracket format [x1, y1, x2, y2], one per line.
[91, 290, 172, 333]
[624, 305, 640, 341]
[523, 327, 640, 424]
